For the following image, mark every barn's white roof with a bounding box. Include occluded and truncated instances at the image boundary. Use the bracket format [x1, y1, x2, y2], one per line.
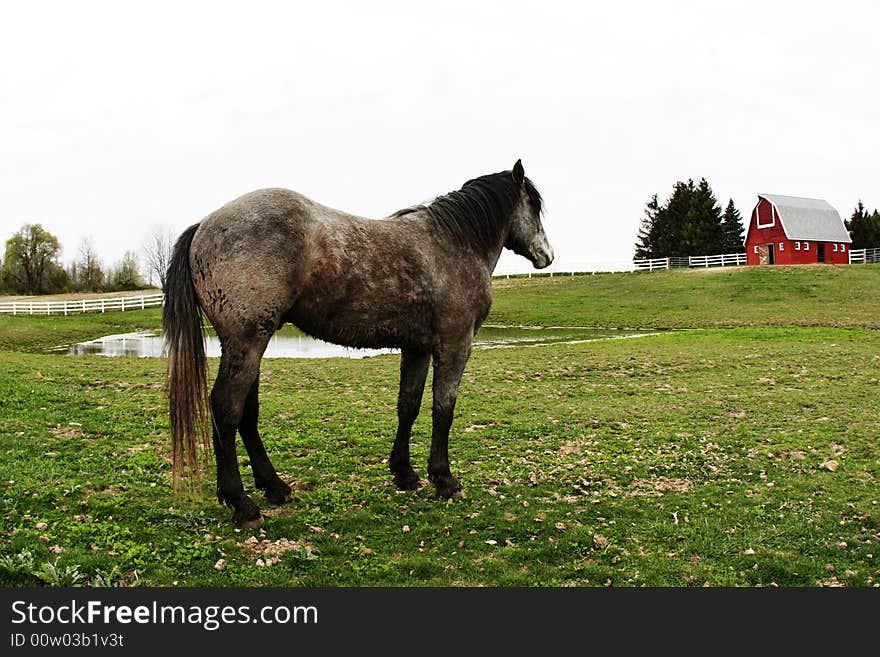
[758, 193, 851, 243]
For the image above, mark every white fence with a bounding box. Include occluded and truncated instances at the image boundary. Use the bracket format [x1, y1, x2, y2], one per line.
[494, 252, 748, 277]
[689, 253, 748, 267]
[0, 292, 164, 316]
[633, 257, 676, 272]
[633, 252, 746, 271]
[849, 247, 880, 264]
[492, 259, 634, 278]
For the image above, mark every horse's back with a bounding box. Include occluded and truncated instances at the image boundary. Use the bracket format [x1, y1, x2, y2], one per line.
[188, 188, 322, 336]
[187, 187, 428, 343]
[188, 187, 488, 351]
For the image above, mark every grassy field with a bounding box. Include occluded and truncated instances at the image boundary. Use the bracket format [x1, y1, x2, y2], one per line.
[0, 308, 163, 353]
[1, 266, 878, 586]
[491, 264, 880, 328]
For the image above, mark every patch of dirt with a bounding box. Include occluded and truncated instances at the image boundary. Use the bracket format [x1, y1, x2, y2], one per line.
[629, 476, 691, 497]
[240, 536, 314, 566]
[558, 441, 583, 455]
[464, 424, 488, 433]
[50, 425, 84, 440]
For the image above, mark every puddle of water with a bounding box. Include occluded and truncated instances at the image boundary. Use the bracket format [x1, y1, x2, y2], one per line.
[63, 325, 656, 359]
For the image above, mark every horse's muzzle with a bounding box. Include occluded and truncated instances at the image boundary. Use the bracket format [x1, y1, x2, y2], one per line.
[530, 241, 554, 269]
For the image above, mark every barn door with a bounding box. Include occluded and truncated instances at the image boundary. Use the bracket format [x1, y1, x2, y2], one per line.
[817, 244, 826, 262]
[758, 244, 769, 265]
[768, 243, 775, 265]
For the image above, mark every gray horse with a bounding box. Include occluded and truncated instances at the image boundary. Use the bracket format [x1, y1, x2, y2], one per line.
[164, 160, 553, 526]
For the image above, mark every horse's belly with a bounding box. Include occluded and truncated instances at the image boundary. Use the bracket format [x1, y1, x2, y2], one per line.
[286, 298, 434, 352]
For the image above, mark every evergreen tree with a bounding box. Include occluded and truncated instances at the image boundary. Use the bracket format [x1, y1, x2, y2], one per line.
[683, 178, 723, 255]
[634, 194, 660, 258]
[660, 180, 695, 257]
[634, 178, 727, 258]
[721, 199, 745, 252]
[846, 201, 880, 249]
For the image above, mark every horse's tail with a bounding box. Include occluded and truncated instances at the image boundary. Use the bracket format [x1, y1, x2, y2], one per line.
[163, 223, 211, 490]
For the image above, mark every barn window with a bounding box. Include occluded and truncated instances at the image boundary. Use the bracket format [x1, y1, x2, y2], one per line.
[803, 242, 809, 251]
[833, 243, 838, 252]
[795, 242, 801, 250]
[841, 244, 846, 252]
[753, 245, 759, 254]
[757, 203, 776, 229]
[779, 242, 785, 251]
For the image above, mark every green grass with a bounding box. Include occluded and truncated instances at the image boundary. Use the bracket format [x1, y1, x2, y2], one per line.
[0, 307, 162, 353]
[491, 264, 880, 328]
[1, 265, 878, 586]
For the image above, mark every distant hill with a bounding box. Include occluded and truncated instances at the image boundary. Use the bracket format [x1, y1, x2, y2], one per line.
[489, 265, 880, 329]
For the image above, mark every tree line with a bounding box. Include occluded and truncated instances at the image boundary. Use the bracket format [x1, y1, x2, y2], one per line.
[1, 224, 174, 296]
[846, 201, 880, 250]
[635, 179, 744, 259]
[635, 179, 880, 258]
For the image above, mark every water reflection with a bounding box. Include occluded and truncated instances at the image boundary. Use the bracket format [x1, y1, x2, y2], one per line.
[65, 325, 654, 359]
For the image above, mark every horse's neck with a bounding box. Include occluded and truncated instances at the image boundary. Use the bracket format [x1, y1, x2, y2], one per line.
[474, 221, 510, 276]
[483, 241, 505, 274]
[485, 217, 512, 273]
[448, 220, 505, 275]
[427, 209, 508, 275]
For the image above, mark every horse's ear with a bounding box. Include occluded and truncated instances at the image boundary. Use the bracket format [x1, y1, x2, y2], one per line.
[512, 159, 525, 185]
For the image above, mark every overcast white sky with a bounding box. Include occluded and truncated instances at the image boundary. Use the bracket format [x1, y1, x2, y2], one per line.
[1, 1, 878, 275]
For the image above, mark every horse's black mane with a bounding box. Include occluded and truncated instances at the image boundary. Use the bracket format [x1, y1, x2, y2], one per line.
[392, 170, 543, 249]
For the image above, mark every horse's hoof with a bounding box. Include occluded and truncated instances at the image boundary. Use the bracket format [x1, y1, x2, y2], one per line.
[434, 477, 463, 499]
[262, 481, 293, 505]
[235, 514, 265, 529]
[393, 471, 421, 491]
[230, 496, 264, 527]
[232, 508, 264, 528]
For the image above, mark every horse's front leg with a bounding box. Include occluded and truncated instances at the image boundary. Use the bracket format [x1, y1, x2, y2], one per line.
[389, 350, 430, 490]
[428, 334, 473, 498]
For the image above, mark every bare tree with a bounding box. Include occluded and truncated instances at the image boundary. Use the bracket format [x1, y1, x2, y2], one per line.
[109, 249, 144, 290]
[72, 237, 105, 292]
[143, 226, 173, 291]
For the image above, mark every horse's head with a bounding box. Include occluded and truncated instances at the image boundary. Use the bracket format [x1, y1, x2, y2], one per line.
[505, 160, 554, 269]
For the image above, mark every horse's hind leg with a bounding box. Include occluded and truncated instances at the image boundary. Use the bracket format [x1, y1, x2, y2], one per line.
[389, 350, 431, 490]
[239, 374, 292, 505]
[211, 340, 268, 527]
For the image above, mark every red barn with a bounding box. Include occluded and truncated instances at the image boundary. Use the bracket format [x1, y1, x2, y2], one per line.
[745, 193, 851, 265]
